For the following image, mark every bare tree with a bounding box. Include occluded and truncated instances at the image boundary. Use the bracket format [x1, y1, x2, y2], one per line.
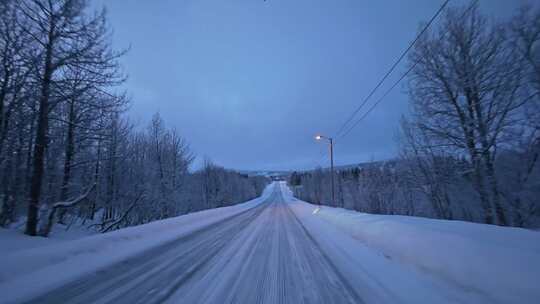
[0, 0, 269, 237]
[0, 0, 34, 226]
[287, 5, 539, 227]
[407, 5, 524, 225]
[15, 0, 125, 235]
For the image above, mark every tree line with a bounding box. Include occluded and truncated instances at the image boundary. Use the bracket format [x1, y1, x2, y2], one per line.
[290, 4, 540, 228]
[0, 0, 267, 236]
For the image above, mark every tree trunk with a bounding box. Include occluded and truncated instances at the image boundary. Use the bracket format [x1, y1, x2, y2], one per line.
[0, 71, 10, 157]
[472, 160, 493, 224]
[58, 101, 76, 224]
[471, 88, 508, 226]
[484, 157, 507, 225]
[25, 40, 54, 236]
[0, 143, 14, 227]
[90, 139, 102, 221]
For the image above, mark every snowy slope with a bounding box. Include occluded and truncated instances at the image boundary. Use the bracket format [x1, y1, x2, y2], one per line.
[283, 184, 540, 304]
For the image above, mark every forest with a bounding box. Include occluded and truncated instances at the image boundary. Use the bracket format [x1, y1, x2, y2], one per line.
[0, 0, 267, 236]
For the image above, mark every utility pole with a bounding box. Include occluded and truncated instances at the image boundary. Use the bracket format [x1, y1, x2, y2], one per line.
[329, 137, 335, 207]
[315, 134, 335, 207]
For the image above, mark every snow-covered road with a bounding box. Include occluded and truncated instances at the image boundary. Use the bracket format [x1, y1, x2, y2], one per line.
[4, 182, 539, 304]
[19, 185, 364, 303]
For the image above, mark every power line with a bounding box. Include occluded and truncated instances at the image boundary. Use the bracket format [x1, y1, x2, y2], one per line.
[334, 0, 451, 139]
[309, 0, 450, 170]
[338, 0, 479, 140]
[340, 62, 418, 139]
[309, 0, 479, 170]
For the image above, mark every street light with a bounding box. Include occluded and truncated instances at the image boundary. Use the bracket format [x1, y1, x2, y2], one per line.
[315, 134, 335, 207]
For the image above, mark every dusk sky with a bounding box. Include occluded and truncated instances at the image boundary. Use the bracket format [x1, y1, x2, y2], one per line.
[92, 0, 533, 171]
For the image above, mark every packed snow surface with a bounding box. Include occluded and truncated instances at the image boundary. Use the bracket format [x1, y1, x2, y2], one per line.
[0, 182, 538, 303]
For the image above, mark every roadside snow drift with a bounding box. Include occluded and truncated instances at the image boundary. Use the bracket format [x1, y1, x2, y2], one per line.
[283, 184, 540, 304]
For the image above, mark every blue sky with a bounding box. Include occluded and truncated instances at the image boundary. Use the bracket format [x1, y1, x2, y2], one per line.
[92, 0, 534, 171]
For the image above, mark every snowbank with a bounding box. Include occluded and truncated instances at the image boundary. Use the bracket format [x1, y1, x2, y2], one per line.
[282, 184, 540, 304]
[0, 182, 275, 303]
[0, 220, 97, 253]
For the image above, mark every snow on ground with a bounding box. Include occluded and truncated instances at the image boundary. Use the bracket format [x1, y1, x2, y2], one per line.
[0, 183, 275, 302]
[2, 182, 539, 304]
[0, 219, 96, 253]
[281, 183, 540, 304]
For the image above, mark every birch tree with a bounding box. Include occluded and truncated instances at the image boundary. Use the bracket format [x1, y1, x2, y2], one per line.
[407, 5, 523, 225]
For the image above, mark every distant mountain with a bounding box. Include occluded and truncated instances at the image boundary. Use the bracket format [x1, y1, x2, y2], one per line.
[238, 170, 290, 178]
[296, 159, 399, 173]
[237, 159, 398, 177]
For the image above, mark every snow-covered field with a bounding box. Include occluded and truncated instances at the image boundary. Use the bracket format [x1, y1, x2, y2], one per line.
[1, 182, 539, 304]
